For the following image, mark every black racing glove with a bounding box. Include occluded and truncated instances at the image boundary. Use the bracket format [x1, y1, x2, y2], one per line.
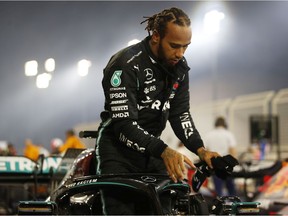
[211, 155, 239, 179]
[191, 161, 212, 192]
[191, 155, 239, 192]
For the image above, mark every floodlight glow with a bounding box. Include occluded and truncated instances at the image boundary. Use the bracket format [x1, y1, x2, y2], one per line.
[36, 73, 51, 88]
[77, 59, 91, 77]
[25, 60, 38, 76]
[204, 10, 225, 34]
[128, 39, 140, 46]
[45, 58, 55, 72]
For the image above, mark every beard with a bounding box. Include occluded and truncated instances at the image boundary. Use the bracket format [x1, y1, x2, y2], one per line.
[157, 40, 174, 70]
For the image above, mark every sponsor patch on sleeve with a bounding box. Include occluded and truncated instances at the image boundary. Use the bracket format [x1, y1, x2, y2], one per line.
[108, 70, 132, 119]
[110, 70, 122, 87]
[180, 112, 194, 139]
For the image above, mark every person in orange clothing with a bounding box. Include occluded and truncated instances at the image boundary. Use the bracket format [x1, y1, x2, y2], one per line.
[24, 139, 50, 161]
[24, 139, 40, 161]
[58, 129, 86, 154]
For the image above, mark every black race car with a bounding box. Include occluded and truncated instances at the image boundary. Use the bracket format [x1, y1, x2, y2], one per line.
[17, 146, 260, 215]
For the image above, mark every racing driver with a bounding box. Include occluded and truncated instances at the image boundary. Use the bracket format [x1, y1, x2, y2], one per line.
[95, 7, 220, 214]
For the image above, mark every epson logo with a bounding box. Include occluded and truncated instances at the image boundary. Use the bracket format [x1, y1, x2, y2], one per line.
[110, 92, 127, 99]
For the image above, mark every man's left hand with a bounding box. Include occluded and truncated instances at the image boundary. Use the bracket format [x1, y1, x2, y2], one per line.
[161, 147, 196, 183]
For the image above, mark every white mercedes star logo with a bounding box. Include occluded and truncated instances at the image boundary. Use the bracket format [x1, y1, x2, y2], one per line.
[144, 68, 153, 80]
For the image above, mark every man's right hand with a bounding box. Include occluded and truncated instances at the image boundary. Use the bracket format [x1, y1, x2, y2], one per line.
[197, 147, 220, 169]
[161, 147, 195, 183]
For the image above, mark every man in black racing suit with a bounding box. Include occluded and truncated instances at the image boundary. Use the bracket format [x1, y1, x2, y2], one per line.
[96, 7, 220, 215]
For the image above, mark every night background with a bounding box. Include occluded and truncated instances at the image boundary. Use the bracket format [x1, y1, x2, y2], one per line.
[0, 1, 287, 153]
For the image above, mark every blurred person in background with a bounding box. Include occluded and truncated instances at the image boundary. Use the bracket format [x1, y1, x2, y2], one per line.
[7, 143, 17, 156]
[50, 138, 63, 155]
[0, 141, 17, 156]
[0, 141, 8, 156]
[204, 116, 237, 196]
[24, 139, 49, 161]
[24, 139, 39, 161]
[57, 129, 85, 154]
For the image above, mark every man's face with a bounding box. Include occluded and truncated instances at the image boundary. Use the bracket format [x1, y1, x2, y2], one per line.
[156, 22, 192, 67]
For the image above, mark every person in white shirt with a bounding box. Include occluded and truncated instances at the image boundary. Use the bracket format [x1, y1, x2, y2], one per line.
[205, 116, 237, 196]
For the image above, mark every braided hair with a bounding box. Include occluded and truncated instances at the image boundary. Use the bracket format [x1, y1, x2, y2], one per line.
[141, 7, 191, 38]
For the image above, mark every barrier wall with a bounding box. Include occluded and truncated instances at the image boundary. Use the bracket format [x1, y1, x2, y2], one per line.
[228, 91, 275, 153]
[271, 88, 288, 157]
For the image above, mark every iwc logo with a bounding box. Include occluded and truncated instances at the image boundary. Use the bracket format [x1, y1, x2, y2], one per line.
[141, 176, 157, 183]
[111, 70, 122, 87]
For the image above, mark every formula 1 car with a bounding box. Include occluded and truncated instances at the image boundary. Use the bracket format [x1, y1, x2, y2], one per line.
[232, 158, 288, 215]
[17, 132, 260, 215]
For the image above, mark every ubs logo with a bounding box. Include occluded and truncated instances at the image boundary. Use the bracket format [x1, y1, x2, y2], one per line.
[141, 176, 157, 183]
[144, 68, 153, 80]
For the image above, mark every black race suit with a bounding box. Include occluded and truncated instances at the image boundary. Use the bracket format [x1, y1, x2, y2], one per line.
[96, 36, 204, 214]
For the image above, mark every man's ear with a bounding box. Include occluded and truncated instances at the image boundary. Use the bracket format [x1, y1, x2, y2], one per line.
[151, 30, 160, 44]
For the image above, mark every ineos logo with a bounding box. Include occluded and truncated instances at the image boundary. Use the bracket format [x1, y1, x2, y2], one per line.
[141, 176, 157, 183]
[144, 68, 153, 80]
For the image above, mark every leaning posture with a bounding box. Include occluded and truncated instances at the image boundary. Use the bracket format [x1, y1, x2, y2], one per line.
[96, 7, 219, 214]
